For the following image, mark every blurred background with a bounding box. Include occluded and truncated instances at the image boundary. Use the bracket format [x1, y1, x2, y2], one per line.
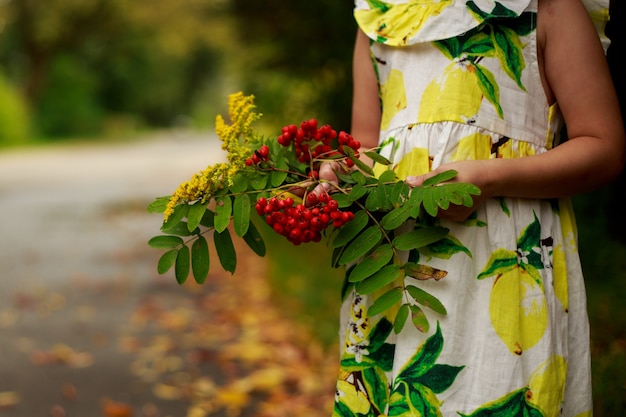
[0, 0, 624, 416]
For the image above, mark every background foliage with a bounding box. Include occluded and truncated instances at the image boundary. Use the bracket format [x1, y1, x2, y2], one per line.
[0, 0, 624, 414]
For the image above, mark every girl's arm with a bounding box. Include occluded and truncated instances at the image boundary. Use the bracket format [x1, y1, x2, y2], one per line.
[408, 0, 625, 220]
[316, 29, 381, 192]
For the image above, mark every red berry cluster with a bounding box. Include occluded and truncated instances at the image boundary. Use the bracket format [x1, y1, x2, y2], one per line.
[277, 119, 361, 169]
[245, 145, 270, 166]
[255, 194, 355, 245]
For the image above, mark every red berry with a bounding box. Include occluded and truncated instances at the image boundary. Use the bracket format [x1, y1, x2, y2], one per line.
[326, 199, 339, 211]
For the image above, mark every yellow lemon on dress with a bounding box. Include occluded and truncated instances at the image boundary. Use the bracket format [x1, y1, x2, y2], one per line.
[394, 147, 431, 179]
[551, 243, 569, 313]
[451, 132, 492, 161]
[380, 69, 407, 130]
[335, 379, 371, 415]
[355, 0, 452, 46]
[418, 62, 483, 124]
[489, 268, 548, 355]
[526, 355, 567, 417]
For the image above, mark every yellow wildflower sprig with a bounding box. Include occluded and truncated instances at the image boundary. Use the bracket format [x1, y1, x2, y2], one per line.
[148, 92, 481, 337]
[163, 92, 262, 221]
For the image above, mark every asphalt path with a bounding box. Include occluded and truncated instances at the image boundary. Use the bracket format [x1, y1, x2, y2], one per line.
[0, 130, 226, 416]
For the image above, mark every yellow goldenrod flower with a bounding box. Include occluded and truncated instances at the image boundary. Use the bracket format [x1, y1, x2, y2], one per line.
[163, 92, 262, 221]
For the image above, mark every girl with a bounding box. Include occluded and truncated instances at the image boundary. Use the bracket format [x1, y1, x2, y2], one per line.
[325, 0, 625, 416]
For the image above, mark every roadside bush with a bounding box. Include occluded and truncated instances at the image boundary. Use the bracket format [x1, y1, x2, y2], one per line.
[0, 73, 31, 146]
[35, 55, 104, 138]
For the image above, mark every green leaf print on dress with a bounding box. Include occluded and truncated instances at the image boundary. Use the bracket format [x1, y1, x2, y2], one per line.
[418, 10, 536, 123]
[458, 354, 568, 417]
[334, 316, 463, 417]
[477, 214, 554, 355]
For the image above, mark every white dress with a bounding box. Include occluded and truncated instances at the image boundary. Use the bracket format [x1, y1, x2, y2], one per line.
[333, 1, 610, 416]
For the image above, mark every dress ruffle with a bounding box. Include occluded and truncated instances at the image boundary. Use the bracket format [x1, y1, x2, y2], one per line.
[354, 0, 532, 46]
[354, 0, 610, 51]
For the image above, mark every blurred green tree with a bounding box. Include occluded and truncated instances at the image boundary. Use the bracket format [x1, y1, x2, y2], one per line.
[228, 0, 357, 130]
[0, 0, 229, 138]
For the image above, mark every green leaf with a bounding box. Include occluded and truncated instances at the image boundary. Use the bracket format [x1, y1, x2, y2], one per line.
[338, 225, 383, 265]
[243, 221, 266, 256]
[377, 182, 393, 211]
[148, 235, 183, 249]
[147, 196, 171, 213]
[433, 186, 451, 210]
[348, 244, 394, 282]
[410, 305, 430, 333]
[336, 171, 356, 185]
[357, 264, 402, 295]
[368, 287, 403, 316]
[230, 173, 249, 193]
[214, 229, 236, 274]
[233, 194, 251, 237]
[406, 285, 447, 315]
[162, 203, 189, 232]
[380, 204, 412, 230]
[422, 187, 439, 217]
[333, 193, 352, 208]
[157, 249, 178, 275]
[392, 226, 449, 251]
[422, 169, 457, 186]
[175, 245, 190, 285]
[364, 188, 381, 211]
[161, 222, 195, 236]
[407, 185, 425, 217]
[250, 173, 269, 190]
[364, 151, 391, 165]
[419, 235, 472, 260]
[199, 210, 215, 228]
[187, 202, 207, 232]
[191, 236, 209, 284]
[345, 147, 375, 176]
[271, 159, 289, 186]
[332, 210, 369, 248]
[214, 196, 232, 233]
[378, 169, 397, 184]
[350, 170, 367, 185]
[393, 304, 410, 334]
[390, 181, 410, 205]
[348, 184, 368, 202]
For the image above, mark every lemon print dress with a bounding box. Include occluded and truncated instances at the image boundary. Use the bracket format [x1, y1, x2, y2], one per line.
[334, 1, 610, 416]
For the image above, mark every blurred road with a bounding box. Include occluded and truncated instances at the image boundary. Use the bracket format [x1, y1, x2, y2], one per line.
[0, 131, 225, 416]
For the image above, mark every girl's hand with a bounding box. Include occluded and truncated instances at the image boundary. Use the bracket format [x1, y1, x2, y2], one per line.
[310, 161, 342, 200]
[406, 160, 490, 222]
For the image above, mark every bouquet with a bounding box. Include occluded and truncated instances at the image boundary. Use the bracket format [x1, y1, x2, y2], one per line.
[147, 92, 480, 334]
